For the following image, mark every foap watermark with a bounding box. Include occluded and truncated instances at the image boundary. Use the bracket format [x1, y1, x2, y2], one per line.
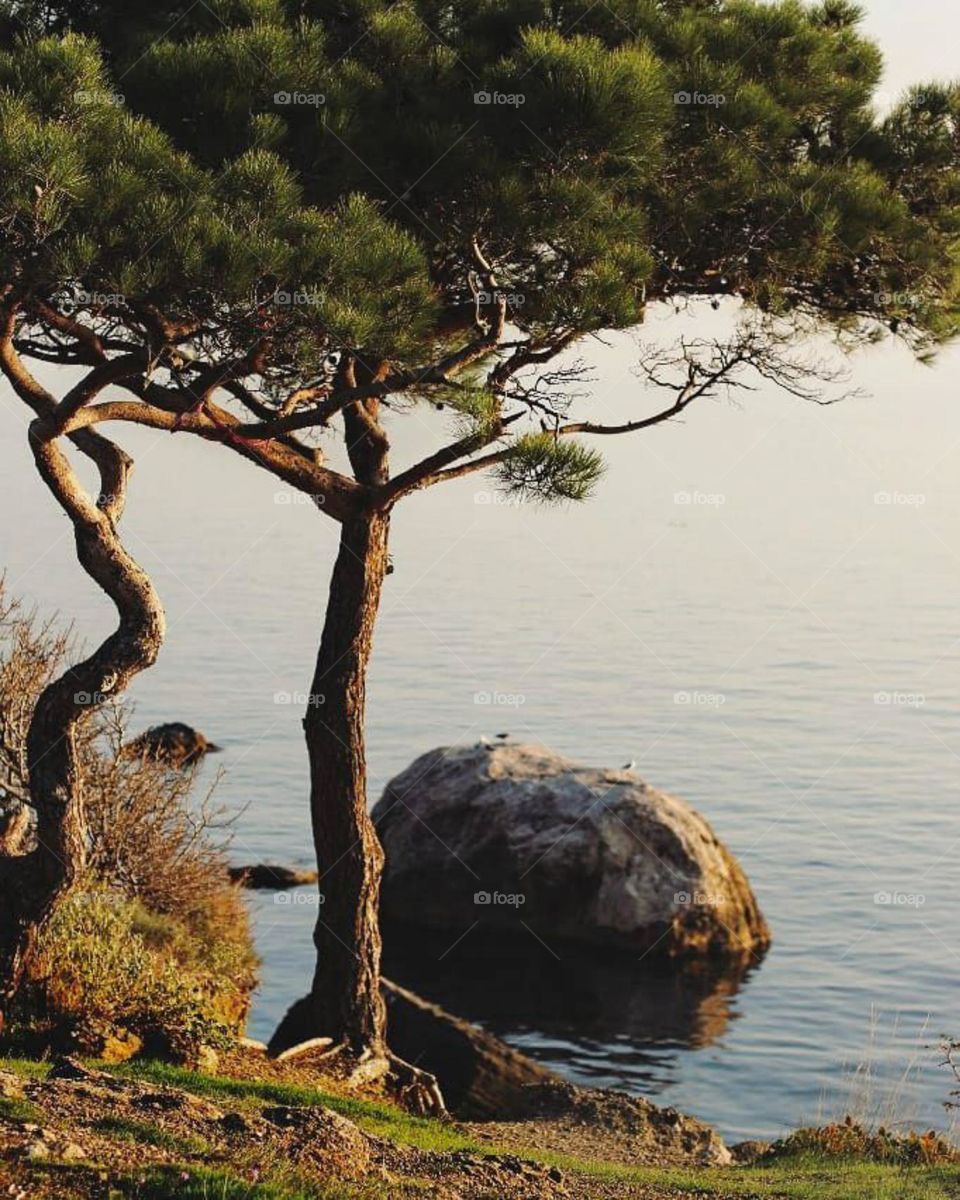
[874, 490, 926, 507]
[274, 90, 325, 107]
[476, 289, 525, 308]
[874, 890, 925, 908]
[674, 690, 726, 708]
[474, 890, 525, 907]
[674, 490, 725, 507]
[474, 491, 524, 506]
[674, 90, 726, 107]
[74, 691, 110, 706]
[474, 89, 525, 107]
[72, 891, 126, 908]
[75, 89, 124, 107]
[674, 890, 725, 907]
[874, 691, 925, 708]
[274, 490, 323, 506]
[260, 288, 323, 308]
[474, 690, 525, 707]
[62, 290, 126, 315]
[274, 690, 326, 707]
[873, 290, 920, 310]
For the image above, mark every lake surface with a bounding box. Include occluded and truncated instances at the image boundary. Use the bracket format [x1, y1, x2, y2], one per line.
[2, 308, 959, 1143]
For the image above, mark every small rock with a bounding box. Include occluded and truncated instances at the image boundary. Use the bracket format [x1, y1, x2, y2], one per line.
[229, 864, 319, 889]
[193, 1045, 220, 1074]
[125, 722, 219, 767]
[48, 1057, 99, 1082]
[0, 1071, 25, 1099]
[731, 1139, 773, 1163]
[219, 1112, 252, 1134]
[25, 1132, 88, 1162]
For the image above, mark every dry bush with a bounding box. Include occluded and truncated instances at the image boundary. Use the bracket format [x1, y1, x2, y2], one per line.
[768, 1117, 959, 1165]
[0, 579, 257, 1056]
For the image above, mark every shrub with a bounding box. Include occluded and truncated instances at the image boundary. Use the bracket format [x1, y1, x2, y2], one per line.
[0, 581, 257, 1060]
[769, 1117, 959, 1165]
[27, 889, 255, 1060]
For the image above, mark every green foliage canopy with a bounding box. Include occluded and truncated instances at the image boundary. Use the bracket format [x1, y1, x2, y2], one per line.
[0, 0, 958, 502]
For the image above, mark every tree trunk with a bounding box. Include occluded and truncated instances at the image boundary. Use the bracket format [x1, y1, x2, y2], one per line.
[304, 509, 391, 1052]
[0, 421, 165, 1022]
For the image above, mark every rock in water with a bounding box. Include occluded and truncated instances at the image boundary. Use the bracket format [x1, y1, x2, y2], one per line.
[228, 863, 319, 889]
[125, 722, 219, 767]
[373, 743, 770, 960]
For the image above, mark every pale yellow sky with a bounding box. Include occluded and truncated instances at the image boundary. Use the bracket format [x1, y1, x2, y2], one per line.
[834, 0, 957, 98]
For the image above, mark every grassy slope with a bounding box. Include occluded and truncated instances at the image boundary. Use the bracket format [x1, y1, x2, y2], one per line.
[2, 1057, 960, 1199]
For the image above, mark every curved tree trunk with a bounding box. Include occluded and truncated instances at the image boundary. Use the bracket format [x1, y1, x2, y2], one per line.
[0, 333, 165, 1024]
[304, 510, 391, 1052]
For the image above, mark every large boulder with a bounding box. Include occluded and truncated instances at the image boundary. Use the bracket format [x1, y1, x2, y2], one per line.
[373, 743, 770, 961]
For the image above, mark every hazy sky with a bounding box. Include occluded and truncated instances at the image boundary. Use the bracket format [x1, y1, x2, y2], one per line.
[837, 0, 957, 98]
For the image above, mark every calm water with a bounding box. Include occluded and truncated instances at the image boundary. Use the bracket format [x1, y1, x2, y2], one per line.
[2, 309, 959, 1143]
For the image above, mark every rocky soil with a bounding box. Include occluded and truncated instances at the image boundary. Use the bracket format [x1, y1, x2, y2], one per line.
[0, 1049, 744, 1199]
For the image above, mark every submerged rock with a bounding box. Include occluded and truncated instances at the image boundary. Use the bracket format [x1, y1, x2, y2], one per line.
[374, 743, 770, 961]
[125, 722, 220, 767]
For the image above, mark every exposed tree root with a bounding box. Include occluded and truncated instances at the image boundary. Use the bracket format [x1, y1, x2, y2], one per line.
[343, 1048, 447, 1117]
[273, 1036, 335, 1063]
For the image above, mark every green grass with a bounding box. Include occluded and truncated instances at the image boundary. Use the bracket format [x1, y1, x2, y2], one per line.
[0, 1093, 40, 1122]
[523, 1152, 960, 1198]
[0, 1055, 52, 1079]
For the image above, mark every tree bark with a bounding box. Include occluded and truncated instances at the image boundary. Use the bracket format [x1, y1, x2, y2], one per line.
[304, 509, 391, 1052]
[0, 345, 165, 1022]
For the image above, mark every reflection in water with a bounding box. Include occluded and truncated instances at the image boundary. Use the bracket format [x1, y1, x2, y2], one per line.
[383, 927, 764, 1094]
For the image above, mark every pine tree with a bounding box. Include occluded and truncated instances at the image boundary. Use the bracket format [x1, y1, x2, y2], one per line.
[0, 0, 957, 1103]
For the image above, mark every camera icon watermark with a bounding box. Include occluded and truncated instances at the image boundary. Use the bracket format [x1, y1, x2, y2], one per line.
[474, 491, 524, 506]
[674, 490, 725, 507]
[674, 690, 726, 708]
[274, 490, 319, 505]
[474, 690, 526, 707]
[75, 89, 124, 107]
[477, 289, 525, 307]
[274, 892, 326, 906]
[474, 90, 525, 106]
[873, 691, 924, 708]
[874, 890, 925, 908]
[273, 690, 326, 707]
[274, 91, 325, 107]
[674, 90, 725, 107]
[674, 890, 724, 907]
[474, 890, 525, 907]
[874, 490, 926, 507]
